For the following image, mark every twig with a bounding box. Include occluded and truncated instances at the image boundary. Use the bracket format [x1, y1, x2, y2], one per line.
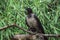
[0, 24, 15, 31]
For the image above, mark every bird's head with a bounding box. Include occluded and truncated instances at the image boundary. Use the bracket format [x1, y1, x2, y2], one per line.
[25, 7, 33, 15]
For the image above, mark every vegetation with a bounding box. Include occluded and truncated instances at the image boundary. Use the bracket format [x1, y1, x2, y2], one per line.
[0, 0, 60, 40]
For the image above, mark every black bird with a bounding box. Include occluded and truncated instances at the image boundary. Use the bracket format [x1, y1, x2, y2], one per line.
[25, 8, 48, 40]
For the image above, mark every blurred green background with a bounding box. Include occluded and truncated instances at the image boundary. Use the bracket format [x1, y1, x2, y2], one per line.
[0, 0, 60, 40]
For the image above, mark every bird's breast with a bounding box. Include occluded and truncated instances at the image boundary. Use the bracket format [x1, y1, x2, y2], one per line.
[26, 17, 38, 28]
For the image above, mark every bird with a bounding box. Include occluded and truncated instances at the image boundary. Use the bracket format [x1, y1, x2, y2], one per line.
[25, 7, 48, 40]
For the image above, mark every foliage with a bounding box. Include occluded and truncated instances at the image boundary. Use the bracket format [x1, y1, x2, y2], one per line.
[0, 0, 60, 40]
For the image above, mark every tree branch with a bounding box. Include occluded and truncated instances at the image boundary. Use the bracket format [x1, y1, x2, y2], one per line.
[0, 24, 36, 34]
[10, 34, 60, 40]
[0, 24, 60, 37]
[0, 24, 15, 31]
[36, 33, 60, 37]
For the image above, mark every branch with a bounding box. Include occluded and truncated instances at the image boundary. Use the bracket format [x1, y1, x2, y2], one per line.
[16, 25, 37, 34]
[0, 24, 60, 37]
[36, 34, 60, 37]
[0, 24, 36, 34]
[10, 34, 60, 40]
[0, 24, 15, 31]
[10, 34, 37, 40]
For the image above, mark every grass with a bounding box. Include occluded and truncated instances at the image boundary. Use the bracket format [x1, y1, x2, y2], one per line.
[0, 0, 60, 40]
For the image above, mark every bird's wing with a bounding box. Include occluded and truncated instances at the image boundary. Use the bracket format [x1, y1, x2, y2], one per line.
[34, 14, 42, 27]
[34, 14, 45, 33]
